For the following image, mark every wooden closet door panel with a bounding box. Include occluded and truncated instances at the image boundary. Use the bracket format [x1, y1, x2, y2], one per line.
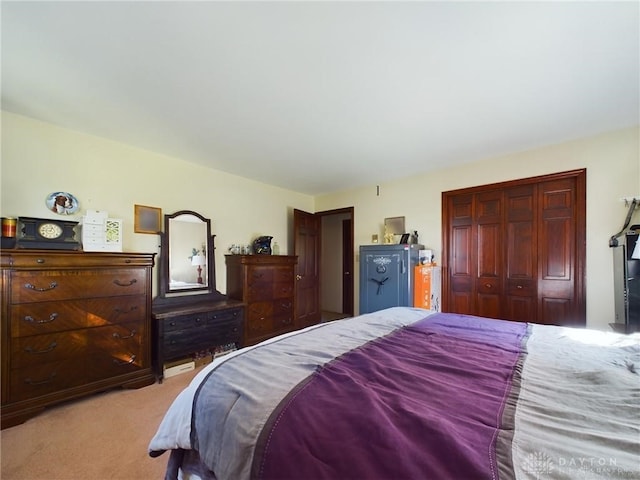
[538, 177, 578, 325]
[505, 185, 537, 322]
[476, 191, 502, 319]
[449, 195, 474, 314]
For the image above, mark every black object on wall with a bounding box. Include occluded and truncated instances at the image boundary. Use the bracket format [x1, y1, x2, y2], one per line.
[611, 228, 640, 333]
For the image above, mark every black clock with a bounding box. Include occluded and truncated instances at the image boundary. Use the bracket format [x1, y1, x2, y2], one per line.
[15, 217, 80, 250]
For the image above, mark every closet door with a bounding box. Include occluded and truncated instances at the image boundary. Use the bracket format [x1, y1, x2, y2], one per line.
[504, 185, 537, 322]
[475, 190, 503, 319]
[442, 169, 586, 327]
[537, 177, 584, 326]
[448, 194, 474, 314]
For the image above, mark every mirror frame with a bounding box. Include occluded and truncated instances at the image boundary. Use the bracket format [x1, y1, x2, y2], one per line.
[154, 210, 225, 307]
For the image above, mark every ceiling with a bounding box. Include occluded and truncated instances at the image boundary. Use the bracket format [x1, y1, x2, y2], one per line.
[2, 1, 638, 196]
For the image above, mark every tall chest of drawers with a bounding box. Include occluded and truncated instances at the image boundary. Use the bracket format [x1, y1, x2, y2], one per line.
[225, 255, 297, 346]
[0, 250, 156, 429]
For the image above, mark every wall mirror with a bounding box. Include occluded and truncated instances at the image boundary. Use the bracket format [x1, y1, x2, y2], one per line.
[154, 210, 225, 307]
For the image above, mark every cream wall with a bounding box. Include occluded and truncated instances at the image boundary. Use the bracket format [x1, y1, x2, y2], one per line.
[0, 111, 314, 295]
[2, 111, 638, 329]
[316, 127, 640, 330]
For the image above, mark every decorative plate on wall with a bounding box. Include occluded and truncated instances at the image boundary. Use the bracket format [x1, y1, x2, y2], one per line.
[45, 191, 79, 215]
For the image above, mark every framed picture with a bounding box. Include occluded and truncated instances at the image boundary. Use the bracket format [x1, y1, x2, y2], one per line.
[399, 233, 410, 244]
[134, 205, 162, 234]
[384, 216, 405, 235]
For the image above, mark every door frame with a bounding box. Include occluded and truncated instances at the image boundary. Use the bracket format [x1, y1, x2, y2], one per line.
[317, 207, 355, 317]
[294, 207, 355, 323]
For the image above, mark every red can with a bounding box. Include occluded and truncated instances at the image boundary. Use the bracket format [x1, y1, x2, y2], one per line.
[2, 217, 17, 238]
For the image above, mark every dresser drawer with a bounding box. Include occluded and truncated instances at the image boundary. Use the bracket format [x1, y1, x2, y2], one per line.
[272, 313, 295, 333]
[247, 266, 274, 286]
[88, 321, 146, 381]
[9, 296, 146, 338]
[163, 314, 242, 359]
[9, 359, 87, 403]
[273, 283, 294, 299]
[10, 269, 146, 303]
[91, 321, 144, 356]
[86, 296, 146, 326]
[10, 301, 86, 337]
[11, 330, 89, 368]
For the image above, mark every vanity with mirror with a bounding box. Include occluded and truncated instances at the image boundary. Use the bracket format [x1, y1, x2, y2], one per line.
[152, 210, 244, 381]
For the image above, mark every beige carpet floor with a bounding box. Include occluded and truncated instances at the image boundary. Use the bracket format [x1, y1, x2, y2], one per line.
[1, 366, 201, 480]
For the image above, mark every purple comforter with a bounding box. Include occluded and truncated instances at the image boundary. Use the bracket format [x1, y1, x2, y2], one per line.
[252, 314, 528, 479]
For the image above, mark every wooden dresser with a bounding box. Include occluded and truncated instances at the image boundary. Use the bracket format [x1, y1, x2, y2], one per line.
[0, 250, 156, 429]
[152, 299, 244, 381]
[225, 255, 297, 345]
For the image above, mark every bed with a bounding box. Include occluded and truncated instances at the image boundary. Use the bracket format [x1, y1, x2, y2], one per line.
[149, 307, 640, 480]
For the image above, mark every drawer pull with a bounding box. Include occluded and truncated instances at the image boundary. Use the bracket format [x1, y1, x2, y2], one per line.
[114, 306, 139, 316]
[25, 372, 57, 386]
[112, 329, 136, 339]
[516, 285, 523, 289]
[24, 313, 58, 324]
[113, 279, 137, 287]
[36, 258, 45, 264]
[24, 282, 58, 292]
[485, 283, 492, 289]
[113, 354, 136, 366]
[25, 342, 58, 354]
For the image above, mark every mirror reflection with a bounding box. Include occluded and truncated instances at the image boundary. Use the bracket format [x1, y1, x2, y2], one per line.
[167, 213, 209, 292]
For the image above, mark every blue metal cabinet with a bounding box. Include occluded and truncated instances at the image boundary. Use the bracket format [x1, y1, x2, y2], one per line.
[359, 244, 423, 314]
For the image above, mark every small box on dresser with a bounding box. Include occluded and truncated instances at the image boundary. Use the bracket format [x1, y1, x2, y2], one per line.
[0, 250, 156, 429]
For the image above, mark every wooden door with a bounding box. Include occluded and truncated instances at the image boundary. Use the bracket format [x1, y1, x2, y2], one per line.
[504, 185, 537, 321]
[293, 209, 320, 328]
[537, 176, 586, 327]
[475, 190, 503, 319]
[447, 193, 474, 314]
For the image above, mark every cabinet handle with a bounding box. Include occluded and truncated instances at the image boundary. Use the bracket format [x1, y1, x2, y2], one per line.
[485, 283, 492, 288]
[25, 372, 57, 385]
[113, 279, 137, 287]
[112, 329, 136, 339]
[36, 258, 45, 264]
[24, 313, 58, 324]
[113, 354, 136, 366]
[516, 285, 523, 289]
[25, 342, 58, 354]
[24, 282, 58, 292]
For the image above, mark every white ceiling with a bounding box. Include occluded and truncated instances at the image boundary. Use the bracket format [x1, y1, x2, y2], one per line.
[2, 1, 638, 196]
